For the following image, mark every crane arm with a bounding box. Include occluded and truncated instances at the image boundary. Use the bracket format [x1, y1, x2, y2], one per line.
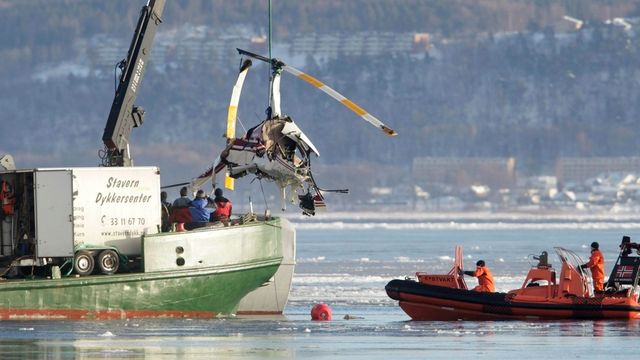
[101, 0, 165, 166]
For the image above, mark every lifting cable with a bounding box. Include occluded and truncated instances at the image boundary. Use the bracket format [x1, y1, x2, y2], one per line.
[258, 178, 269, 212]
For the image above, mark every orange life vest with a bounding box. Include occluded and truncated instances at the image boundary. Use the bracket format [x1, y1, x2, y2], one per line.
[214, 200, 232, 219]
[472, 266, 495, 292]
[0, 181, 15, 216]
[585, 249, 605, 291]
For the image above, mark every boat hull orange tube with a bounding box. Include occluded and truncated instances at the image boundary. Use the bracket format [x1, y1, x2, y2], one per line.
[386, 279, 640, 320]
[387, 244, 640, 321]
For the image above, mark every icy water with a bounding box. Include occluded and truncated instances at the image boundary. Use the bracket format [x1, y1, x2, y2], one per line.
[2, 217, 640, 359]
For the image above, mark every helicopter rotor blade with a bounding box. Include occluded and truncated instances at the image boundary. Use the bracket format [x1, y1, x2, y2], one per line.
[271, 69, 282, 117]
[225, 58, 252, 190]
[237, 48, 283, 116]
[236, 48, 397, 137]
[237, 48, 274, 65]
[282, 64, 397, 136]
[227, 59, 252, 140]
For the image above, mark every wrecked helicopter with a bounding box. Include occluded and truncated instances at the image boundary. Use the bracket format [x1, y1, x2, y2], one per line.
[193, 48, 397, 216]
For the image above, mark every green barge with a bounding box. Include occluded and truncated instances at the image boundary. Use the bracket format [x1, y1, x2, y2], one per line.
[0, 210, 292, 320]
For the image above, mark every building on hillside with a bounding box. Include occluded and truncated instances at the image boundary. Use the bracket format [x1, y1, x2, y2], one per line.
[555, 157, 640, 186]
[411, 157, 516, 192]
[290, 32, 428, 59]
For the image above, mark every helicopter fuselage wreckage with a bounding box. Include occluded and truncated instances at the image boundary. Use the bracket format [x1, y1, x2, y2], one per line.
[194, 48, 397, 216]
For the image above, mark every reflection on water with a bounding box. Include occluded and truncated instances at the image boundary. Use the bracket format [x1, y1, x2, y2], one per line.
[1, 315, 640, 359]
[0, 338, 295, 359]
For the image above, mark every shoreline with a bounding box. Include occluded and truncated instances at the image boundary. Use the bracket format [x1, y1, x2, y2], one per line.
[283, 210, 640, 222]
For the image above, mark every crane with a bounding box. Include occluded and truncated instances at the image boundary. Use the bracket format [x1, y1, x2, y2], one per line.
[101, 0, 165, 166]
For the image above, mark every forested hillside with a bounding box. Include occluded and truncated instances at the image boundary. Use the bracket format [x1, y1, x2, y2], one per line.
[1, 0, 639, 74]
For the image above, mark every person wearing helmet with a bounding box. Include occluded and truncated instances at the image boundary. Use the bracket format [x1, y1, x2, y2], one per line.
[460, 260, 495, 292]
[211, 188, 232, 224]
[581, 242, 605, 292]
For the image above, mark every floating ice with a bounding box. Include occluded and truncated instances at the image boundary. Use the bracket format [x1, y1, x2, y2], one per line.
[98, 331, 115, 337]
[293, 274, 388, 284]
[301, 256, 326, 262]
[292, 220, 640, 230]
[101, 350, 133, 354]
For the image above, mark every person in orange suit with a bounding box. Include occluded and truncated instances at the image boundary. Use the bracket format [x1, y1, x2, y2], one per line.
[461, 260, 495, 292]
[581, 241, 605, 292]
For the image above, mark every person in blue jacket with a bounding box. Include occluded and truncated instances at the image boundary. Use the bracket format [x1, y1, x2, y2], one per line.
[186, 190, 213, 230]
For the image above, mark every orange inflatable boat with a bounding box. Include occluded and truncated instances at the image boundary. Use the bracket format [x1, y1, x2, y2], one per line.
[386, 239, 640, 320]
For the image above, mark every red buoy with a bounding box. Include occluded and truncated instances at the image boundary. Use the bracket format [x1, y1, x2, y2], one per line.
[311, 303, 332, 321]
